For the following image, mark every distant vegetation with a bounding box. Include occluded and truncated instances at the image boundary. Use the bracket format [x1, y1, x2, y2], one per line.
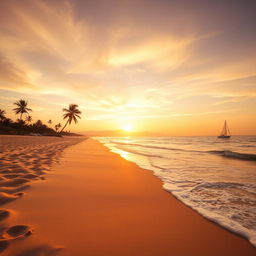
[0, 99, 82, 137]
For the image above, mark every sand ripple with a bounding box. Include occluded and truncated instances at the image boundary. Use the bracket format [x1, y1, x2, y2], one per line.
[0, 135, 85, 254]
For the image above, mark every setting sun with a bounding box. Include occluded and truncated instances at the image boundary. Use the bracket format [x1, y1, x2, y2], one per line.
[122, 124, 133, 132]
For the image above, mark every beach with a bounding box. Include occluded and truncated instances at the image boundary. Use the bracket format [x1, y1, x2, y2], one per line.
[0, 135, 85, 254]
[0, 136, 255, 255]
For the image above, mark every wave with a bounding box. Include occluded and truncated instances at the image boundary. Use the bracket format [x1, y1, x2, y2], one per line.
[112, 141, 256, 161]
[164, 180, 256, 247]
[111, 141, 195, 152]
[239, 145, 256, 148]
[164, 183, 256, 247]
[190, 181, 256, 192]
[115, 145, 164, 158]
[209, 150, 256, 161]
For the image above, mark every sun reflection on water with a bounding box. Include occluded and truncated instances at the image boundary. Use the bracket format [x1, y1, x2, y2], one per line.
[121, 151, 129, 159]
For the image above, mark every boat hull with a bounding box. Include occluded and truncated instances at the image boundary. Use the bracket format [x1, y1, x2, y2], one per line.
[218, 135, 231, 139]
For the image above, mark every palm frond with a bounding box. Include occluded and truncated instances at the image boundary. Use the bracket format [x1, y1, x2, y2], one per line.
[12, 99, 32, 119]
[60, 104, 82, 132]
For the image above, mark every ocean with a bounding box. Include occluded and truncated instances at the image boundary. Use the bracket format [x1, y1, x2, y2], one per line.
[95, 136, 256, 247]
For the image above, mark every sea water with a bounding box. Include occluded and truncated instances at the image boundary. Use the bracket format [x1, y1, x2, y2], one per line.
[95, 136, 256, 247]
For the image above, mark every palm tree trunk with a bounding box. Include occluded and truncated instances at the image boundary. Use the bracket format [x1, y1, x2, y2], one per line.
[20, 113, 23, 120]
[59, 120, 69, 133]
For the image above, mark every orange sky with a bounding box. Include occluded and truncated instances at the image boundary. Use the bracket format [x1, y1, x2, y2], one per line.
[0, 0, 255, 135]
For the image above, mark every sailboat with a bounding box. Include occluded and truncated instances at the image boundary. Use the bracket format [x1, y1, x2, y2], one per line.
[218, 120, 231, 138]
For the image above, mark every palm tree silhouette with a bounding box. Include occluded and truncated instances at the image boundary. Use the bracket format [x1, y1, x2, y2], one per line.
[59, 104, 81, 133]
[48, 119, 52, 126]
[55, 123, 62, 132]
[0, 109, 6, 121]
[26, 115, 33, 124]
[13, 99, 32, 120]
[35, 120, 43, 127]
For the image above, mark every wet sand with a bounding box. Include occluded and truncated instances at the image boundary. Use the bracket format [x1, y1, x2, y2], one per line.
[1, 137, 255, 255]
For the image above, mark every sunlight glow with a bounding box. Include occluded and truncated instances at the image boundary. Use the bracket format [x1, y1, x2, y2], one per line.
[122, 124, 133, 132]
[121, 151, 129, 159]
[0, 1, 255, 135]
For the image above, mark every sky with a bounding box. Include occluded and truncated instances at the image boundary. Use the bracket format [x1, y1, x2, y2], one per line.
[0, 0, 255, 135]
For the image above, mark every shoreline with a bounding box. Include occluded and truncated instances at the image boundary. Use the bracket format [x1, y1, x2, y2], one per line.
[98, 137, 256, 246]
[3, 138, 255, 255]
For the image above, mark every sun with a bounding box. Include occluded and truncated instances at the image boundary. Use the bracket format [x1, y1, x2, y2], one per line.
[122, 124, 133, 132]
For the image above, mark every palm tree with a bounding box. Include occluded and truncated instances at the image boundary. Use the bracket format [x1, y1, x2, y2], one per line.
[0, 109, 6, 121]
[35, 120, 43, 127]
[48, 119, 52, 126]
[59, 104, 81, 133]
[13, 99, 32, 120]
[26, 115, 33, 124]
[2, 118, 12, 125]
[55, 123, 62, 132]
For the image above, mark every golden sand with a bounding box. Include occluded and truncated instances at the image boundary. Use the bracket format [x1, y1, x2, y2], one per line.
[0, 137, 255, 255]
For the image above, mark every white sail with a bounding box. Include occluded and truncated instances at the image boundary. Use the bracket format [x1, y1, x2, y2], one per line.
[218, 120, 231, 138]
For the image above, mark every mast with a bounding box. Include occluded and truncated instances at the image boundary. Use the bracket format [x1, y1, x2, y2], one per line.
[224, 120, 227, 136]
[220, 120, 227, 136]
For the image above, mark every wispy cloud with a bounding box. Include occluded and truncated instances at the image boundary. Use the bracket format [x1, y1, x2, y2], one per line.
[0, 0, 255, 134]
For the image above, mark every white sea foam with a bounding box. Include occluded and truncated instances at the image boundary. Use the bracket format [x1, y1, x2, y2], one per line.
[95, 136, 256, 247]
